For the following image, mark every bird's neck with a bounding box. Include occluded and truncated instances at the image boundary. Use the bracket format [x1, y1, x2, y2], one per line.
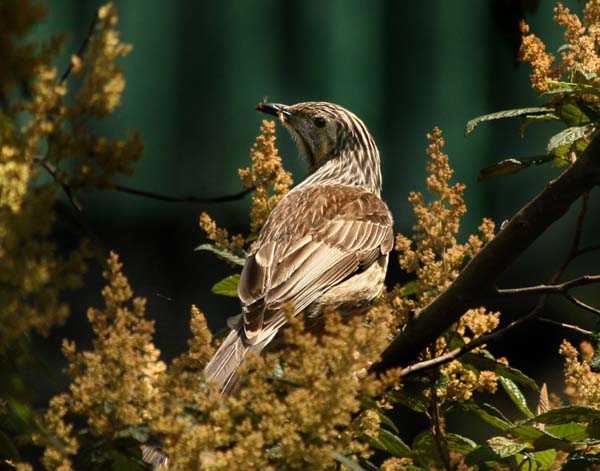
[297, 146, 382, 196]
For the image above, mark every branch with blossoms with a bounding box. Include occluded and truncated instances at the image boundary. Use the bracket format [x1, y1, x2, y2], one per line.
[375, 127, 600, 373]
[376, 0, 600, 375]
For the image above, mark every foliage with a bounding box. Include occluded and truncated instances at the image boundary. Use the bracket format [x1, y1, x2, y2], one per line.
[466, 0, 600, 180]
[0, 2, 140, 468]
[1, 1, 600, 470]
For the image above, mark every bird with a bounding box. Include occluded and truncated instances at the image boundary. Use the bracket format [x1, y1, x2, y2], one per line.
[204, 101, 394, 394]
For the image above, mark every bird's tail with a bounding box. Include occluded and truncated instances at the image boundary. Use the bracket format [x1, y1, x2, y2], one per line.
[204, 327, 251, 395]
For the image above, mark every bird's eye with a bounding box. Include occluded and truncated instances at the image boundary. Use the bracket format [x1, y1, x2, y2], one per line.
[314, 117, 327, 128]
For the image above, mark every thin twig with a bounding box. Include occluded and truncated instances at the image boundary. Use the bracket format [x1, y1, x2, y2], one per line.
[36, 158, 82, 212]
[495, 274, 600, 295]
[110, 183, 255, 204]
[565, 293, 600, 316]
[398, 304, 543, 378]
[35, 156, 255, 208]
[538, 317, 592, 335]
[60, 12, 99, 83]
[430, 384, 451, 471]
[573, 243, 600, 258]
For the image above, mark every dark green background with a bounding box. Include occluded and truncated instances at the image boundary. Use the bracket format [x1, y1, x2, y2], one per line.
[32, 0, 599, 437]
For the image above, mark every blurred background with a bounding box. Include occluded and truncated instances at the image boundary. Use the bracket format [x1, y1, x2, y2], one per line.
[30, 0, 599, 443]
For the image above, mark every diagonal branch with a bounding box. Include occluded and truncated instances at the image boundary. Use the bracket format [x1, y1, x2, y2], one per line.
[564, 293, 600, 316]
[60, 12, 98, 83]
[36, 157, 83, 212]
[373, 130, 600, 374]
[538, 317, 592, 335]
[398, 303, 544, 378]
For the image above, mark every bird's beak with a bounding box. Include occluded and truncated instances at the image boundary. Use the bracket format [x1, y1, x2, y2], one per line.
[256, 102, 291, 124]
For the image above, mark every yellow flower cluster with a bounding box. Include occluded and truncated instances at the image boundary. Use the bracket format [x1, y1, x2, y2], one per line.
[1, 1, 140, 353]
[392, 128, 500, 406]
[394, 128, 495, 308]
[50, 2, 142, 189]
[555, 2, 600, 81]
[238, 120, 293, 235]
[438, 361, 498, 402]
[198, 211, 245, 251]
[200, 120, 292, 250]
[40, 253, 166, 470]
[381, 457, 415, 471]
[519, 22, 561, 93]
[38, 248, 397, 470]
[520, 0, 600, 92]
[151, 307, 394, 470]
[559, 339, 600, 407]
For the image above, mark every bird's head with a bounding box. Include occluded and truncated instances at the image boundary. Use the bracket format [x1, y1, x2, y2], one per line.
[256, 101, 377, 172]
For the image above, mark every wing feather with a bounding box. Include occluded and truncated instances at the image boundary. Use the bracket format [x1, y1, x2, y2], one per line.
[238, 184, 393, 346]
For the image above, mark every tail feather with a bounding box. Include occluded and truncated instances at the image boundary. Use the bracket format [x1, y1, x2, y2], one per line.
[204, 328, 250, 394]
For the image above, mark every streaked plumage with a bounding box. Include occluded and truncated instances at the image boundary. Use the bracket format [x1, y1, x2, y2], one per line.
[204, 101, 393, 394]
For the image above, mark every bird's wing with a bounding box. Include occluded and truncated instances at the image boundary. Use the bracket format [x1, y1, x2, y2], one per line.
[238, 184, 393, 346]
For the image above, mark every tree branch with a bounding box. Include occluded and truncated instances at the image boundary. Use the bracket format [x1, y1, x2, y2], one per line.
[495, 274, 600, 296]
[35, 156, 255, 209]
[565, 293, 600, 316]
[36, 157, 83, 212]
[397, 303, 544, 378]
[109, 183, 255, 204]
[538, 317, 592, 335]
[373, 130, 600, 374]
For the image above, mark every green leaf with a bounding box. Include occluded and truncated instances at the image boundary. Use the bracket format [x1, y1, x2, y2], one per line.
[368, 428, 411, 457]
[411, 430, 444, 470]
[195, 243, 246, 267]
[465, 107, 552, 135]
[542, 81, 599, 97]
[574, 69, 598, 82]
[487, 436, 529, 458]
[211, 274, 240, 297]
[477, 155, 553, 181]
[461, 353, 538, 391]
[446, 433, 477, 455]
[510, 425, 571, 451]
[519, 449, 559, 471]
[546, 423, 588, 443]
[532, 405, 600, 425]
[115, 425, 150, 443]
[500, 377, 534, 418]
[482, 402, 514, 426]
[555, 100, 590, 126]
[465, 445, 507, 468]
[360, 460, 381, 471]
[331, 451, 368, 471]
[457, 401, 513, 431]
[546, 124, 595, 155]
[388, 382, 428, 413]
[400, 280, 417, 296]
[378, 410, 400, 434]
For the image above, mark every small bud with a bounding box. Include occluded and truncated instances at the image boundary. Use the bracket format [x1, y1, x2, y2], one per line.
[70, 55, 84, 75]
